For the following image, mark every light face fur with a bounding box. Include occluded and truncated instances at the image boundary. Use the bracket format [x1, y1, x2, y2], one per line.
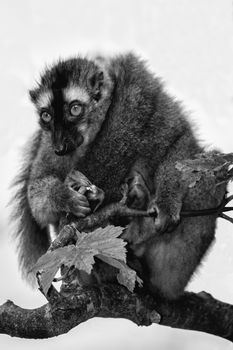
[63, 85, 90, 104]
[36, 90, 53, 110]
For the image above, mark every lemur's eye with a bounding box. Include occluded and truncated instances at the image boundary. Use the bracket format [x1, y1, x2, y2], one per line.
[41, 111, 52, 123]
[70, 102, 82, 117]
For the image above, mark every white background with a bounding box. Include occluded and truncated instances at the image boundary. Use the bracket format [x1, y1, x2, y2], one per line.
[0, 0, 233, 349]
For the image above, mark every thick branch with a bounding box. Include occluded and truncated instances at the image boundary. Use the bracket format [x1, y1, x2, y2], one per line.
[0, 285, 233, 341]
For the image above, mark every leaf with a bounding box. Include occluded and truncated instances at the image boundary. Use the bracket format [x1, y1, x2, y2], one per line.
[33, 245, 96, 294]
[32, 225, 126, 294]
[97, 254, 143, 292]
[75, 225, 127, 261]
[175, 151, 232, 189]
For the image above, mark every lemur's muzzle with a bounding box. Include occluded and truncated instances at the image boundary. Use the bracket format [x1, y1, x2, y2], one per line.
[53, 133, 84, 156]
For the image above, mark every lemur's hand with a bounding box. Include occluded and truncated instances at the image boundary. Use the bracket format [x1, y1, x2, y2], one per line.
[66, 185, 92, 218]
[65, 169, 105, 216]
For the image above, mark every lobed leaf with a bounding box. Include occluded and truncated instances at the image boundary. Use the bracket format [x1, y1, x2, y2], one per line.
[32, 225, 129, 294]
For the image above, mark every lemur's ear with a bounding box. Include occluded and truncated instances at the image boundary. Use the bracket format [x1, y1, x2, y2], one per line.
[29, 89, 38, 103]
[88, 71, 104, 101]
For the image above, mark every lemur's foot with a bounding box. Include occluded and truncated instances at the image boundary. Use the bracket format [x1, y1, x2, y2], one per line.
[126, 171, 150, 210]
[147, 199, 180, 233]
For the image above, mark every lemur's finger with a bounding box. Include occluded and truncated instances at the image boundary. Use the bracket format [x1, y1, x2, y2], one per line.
[74, 206, 92, 217]
[78, 185, 87, 195]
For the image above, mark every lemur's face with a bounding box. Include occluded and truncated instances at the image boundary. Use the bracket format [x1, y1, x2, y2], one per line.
[30, 58, 111, 156]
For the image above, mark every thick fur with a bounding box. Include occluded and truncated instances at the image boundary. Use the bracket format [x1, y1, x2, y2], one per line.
[11, 53, 226, 297]
[77, 54, 201, 202]
[11, 130, 50, 281]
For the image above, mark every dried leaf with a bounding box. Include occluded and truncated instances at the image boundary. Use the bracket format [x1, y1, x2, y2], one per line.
[175, 151, 232, 190]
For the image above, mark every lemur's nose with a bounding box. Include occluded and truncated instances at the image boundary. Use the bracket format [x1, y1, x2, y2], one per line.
[54, 143, 67, 156]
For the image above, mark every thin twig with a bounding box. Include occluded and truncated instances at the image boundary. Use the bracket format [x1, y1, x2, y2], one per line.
[219, 213, 233, 224]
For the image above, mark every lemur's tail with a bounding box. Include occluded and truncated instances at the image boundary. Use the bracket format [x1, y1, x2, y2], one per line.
[10, 131, 50, 284]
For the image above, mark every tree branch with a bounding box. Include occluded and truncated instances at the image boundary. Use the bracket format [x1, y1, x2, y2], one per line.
[1, 285, 233, 341]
